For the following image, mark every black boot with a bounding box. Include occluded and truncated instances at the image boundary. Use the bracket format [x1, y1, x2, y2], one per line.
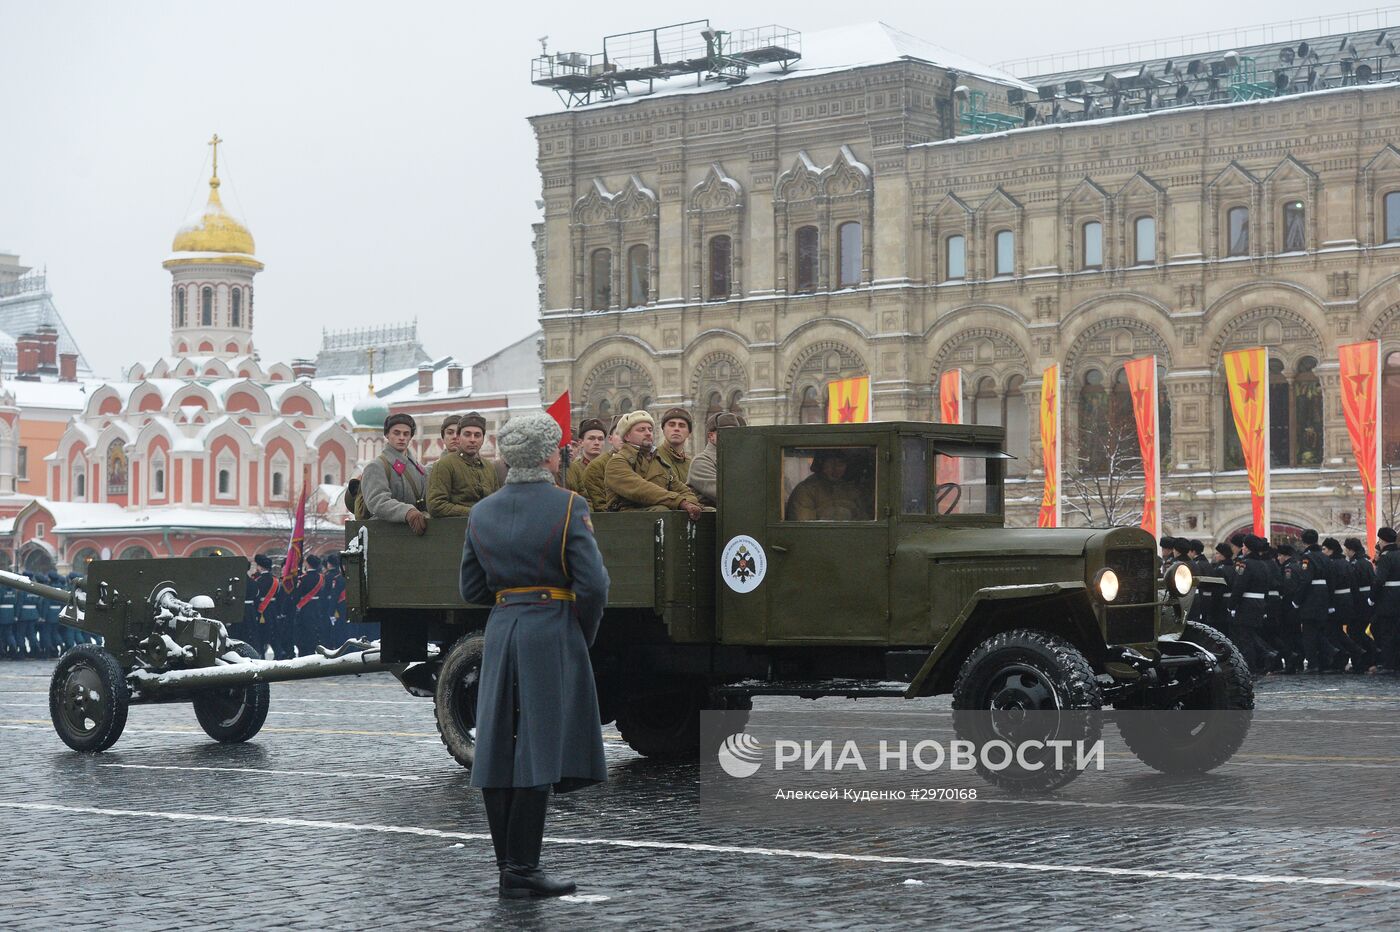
[481, 788, 512, 873]
[500, 786, 575, 899]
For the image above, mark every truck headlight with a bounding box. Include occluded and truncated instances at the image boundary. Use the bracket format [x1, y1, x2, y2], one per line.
[1171, 561, 1194, 597]
[1094, 568, 1120, 603]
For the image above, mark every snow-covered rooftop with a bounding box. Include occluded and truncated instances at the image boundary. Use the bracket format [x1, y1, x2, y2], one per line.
[536, 22, 1034, 115]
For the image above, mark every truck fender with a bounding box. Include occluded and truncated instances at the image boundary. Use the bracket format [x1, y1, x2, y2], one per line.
[903, 582, 1100, 699]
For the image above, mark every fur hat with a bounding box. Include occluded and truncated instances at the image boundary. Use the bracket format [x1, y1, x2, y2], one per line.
[1380, 527, 1398, 544]
[1277, 544, 1296, 557]
[325, 553, 342, 569]
[1322, 536, 1342, 553]
[306, 554, 322, 570]
[1214, 542, 1233, 559]
[659, 407, 693, 432]
[617, 409, 655, 442]
[497, 412, 562, 467]
[1301, 528, 1319, 545]
[459, 411, 487, 433]
[1188, 539, 1204, 555]
[439, 414, 462, 437]
[705, 411, 747, 433]
[1344, 537, 1365, 555]
[383, 412, 417, 436]
[577, 417, 606, 438]
[254, 554, 273, 570]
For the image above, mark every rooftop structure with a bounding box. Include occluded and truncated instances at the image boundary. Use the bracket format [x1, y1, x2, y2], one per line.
[315, 321, 432, 376]
[0, 256, 94, 379]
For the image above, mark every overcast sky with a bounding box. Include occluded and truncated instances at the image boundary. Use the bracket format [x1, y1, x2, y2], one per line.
[0, 0, 1346, 379]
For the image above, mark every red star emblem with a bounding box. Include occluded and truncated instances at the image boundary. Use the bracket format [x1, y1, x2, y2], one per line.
[1239, 377, 1259, 403]
[1349, 372, 1371, 397]
[838, 399, 857, 423]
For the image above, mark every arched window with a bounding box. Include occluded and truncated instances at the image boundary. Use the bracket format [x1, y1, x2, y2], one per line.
[795, 226, 819, 292]
[1292, 356, 1323, 467]
[119, 545, 153, 560]
[709, 235, 732, 300]
[1003, 375, 1029, 475]
[1227, 207, 1250, 256]
[994, 230, 1014, 276]
[217, 469, 231, 496]
[799, 386, 824, 424]
[1386, 192, 1400, 243]
[201, 286, 213, 326]
[75, 471, 86, 499]
[1078, 369, 1110, 473]
[271, 471, 285, 498]
[153, 464, 165, 496]
[231, 288, 243, 327]
[597, 398, 612, 421]
[705, 390, 723, 424]
[838, 221, 862, 287]
[727, 389, 744, 415]
[945, 235, 966, 280]
[1268, 357, 1291, 467]
[618, 396, 633, 415]
[972, 377, 1000, 425]
[1081, 221, 1103, 270]
[1281, 201, 1306, 253]
[626, 244, 649, 307]
[1134, 216, 1156, 264]
[1385, 351, 1400, 461]
[177, 288, 187, 327]
[589, 248, 612, 310]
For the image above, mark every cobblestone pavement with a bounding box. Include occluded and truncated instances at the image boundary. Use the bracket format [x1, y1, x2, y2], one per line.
[3, 660, 1400, 930]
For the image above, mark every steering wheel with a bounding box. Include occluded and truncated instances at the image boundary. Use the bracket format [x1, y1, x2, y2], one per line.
[935, 481, 962, 515]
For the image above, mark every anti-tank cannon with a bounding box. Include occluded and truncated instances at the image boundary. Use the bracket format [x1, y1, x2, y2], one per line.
[0, 558, 421, 752]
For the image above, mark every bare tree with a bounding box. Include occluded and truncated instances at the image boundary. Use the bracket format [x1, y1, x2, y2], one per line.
[1063, 418, 1146, 528]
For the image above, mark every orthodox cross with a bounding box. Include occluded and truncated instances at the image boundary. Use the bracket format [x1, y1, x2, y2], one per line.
[208, 133, 222, 178]
[367, 346, 376, 393]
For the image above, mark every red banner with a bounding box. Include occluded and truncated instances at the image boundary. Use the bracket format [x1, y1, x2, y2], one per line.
[939, 369, 961, 424]
[545, 391, 573, 447]
[279, 466, 311, 594]
[1038, 364, 1060, 528]
[827, 375, 872, 423]
[1123, 357, 1160, 541]
[1339, 341, 1382, 548]
[1224, 347, 1270, 537]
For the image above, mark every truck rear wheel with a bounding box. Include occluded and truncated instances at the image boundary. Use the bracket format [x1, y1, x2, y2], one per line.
[951, 629, 1103, 793]
[193, 643, 271, 744]
[616, 686, 748, 760]
[1114, 621, 1253, 774]
[435, 634, 484, 769]
[49, 644, 130, 753]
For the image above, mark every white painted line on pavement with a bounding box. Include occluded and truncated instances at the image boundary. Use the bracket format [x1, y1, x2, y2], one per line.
[98, 763, 426, 782]
[2, 800, 1398, 892]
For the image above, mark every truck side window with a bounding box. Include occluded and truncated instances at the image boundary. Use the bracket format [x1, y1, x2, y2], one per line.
[781, 446, 877, 522]
[903, 437, 1004, 516]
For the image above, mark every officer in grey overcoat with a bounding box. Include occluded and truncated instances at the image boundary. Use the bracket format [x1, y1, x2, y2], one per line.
[460, 412, 609, 899]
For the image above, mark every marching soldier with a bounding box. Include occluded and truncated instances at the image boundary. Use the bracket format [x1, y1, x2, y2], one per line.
[0, 582, 16, 659]
[1230, 535, 1276, 674]
[1323, 537, 1365, 672]
[1200, 543, 1236, 636]
[565, 418, 606, 496]
[294, 555, 327, 657]
[1262, 544, 1285, 670]
[1373, 527, 1400, 673]
[655, 408, 694, 484]
[1275, 544, 1305, 673]
[603, 411, 702, 518]
[360, 413, 430, 535]
[17, 577, 40, 659]
[460, 412, 610, 898]
[250, 554, 277, 657]
[1345, 537, 1378, 673]
[323, 553, 349, 643]
[427, 412, 501, 518]
[1295, 529, 1334, 673]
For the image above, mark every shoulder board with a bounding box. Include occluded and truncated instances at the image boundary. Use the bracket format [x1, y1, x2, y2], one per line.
[1301, 557, 1311, 567]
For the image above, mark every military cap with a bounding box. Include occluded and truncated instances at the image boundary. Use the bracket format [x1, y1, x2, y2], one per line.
[577, 417, 606, 439]
[706, 411, 748, 433]
[1246, 535, 1267, 552]
[1229, 533, 1246, 548]
[1380, 527, 1398, 544]
[306, 554, 322, 570]
[659, 407, 693, 432]
[1188, 539, 1205, 555]
[1344, 537, 1365, 555]
[497, 412, 562, 467]
[459, 411, 487, 433]
[384, 412, 417, 436]
[608, 414, 624, 435]
[325, 553, 342, 568]
[616, 409, 655, 442]
[1277, 544, 1296, 556]
[439, 414, 462, 437]
[254, 554, 273, 570]
[1321, 537, 1342, 553]
[1214, 542, 1233, 559]
[1301, 529, 1319, 545]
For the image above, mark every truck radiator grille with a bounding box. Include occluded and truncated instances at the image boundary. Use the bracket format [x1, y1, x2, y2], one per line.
[1107, 548, 1155, 603]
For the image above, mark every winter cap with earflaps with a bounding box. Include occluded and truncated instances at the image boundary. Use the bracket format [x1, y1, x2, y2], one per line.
[616, 410, 655, 442]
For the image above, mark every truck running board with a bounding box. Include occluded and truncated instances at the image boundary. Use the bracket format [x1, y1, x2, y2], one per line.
[714, 679, 913, 700]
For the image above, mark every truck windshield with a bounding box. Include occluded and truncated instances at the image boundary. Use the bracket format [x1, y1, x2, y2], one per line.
[781, 446, 878, 522]
[901, 437, 1003, 517]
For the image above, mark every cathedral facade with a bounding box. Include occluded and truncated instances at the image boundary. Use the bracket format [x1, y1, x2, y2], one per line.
[532, 23, 1400, 538]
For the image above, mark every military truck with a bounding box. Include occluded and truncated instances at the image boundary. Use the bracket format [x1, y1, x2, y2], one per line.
[18, 420, 1250, 792]
[350, 421, 1253, 791]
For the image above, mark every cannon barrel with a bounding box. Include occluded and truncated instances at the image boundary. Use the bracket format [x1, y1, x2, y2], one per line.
[125, 643, 435, 697]
[0, 568, 82, 605]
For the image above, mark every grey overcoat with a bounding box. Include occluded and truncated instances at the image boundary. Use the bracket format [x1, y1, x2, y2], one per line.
[460, 479, 609, 792]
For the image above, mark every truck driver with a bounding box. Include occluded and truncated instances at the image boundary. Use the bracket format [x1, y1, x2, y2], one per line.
[784, 449, 873, 522]
[604, 410, 702, 519]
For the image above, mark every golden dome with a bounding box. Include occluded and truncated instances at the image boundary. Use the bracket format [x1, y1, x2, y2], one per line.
[171, 174, 255, 255]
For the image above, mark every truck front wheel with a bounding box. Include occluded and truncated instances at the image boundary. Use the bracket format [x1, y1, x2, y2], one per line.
[951, 629, 1103, 793]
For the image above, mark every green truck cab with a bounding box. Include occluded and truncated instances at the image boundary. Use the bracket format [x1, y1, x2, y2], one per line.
[346, 421, 1252, 789]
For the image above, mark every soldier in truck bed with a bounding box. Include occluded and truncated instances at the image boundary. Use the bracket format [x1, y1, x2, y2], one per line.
[426, 412, 500, 518]
[603, 410, 702, 519]
[582, 415, 623, 511]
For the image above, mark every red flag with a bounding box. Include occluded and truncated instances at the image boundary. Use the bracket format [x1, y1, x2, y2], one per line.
[1339, 341, 1382, 548]
[1123, 356, 1160, 541]
[1224, 347, 1270, 537]
[939, 369, 962, 424]
[280, 466, 311, 593]
[545, 391, 572, 447]
[1037, 364, 1060, 528]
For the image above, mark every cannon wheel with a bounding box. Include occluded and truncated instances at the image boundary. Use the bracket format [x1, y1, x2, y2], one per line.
[49, 644, 130, 753]
[193, 642, 271, 744]
[435, 634, 484, 769]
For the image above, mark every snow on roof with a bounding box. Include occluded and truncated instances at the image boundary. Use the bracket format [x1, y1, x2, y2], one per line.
[27, 499, 298, 534]
[8, 379, 94, 412]
[538, 21, 1033, 115]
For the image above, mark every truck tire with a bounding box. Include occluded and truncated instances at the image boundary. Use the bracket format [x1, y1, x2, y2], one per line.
[951, 629, 1103, 793]
[1115, 621, 1253, 774]
[435, 634, 484, 769]
[616, 684, 748, 760]
[193, 643, 271, 744]
[49, 644, 130, 753]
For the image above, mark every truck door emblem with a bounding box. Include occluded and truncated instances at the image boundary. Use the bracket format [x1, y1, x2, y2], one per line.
[721, 535, 767, 593]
